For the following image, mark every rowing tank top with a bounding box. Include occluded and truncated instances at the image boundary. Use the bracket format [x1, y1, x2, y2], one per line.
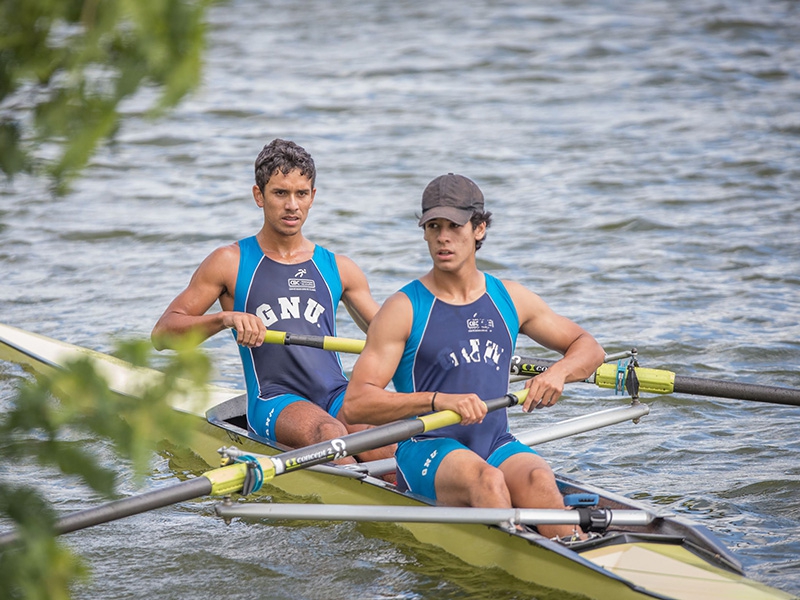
[233, 236, 348, 415]
[393, 274, 520, 459]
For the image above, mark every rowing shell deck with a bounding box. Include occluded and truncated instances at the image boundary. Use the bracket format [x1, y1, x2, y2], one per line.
[0, 323, 795, 600]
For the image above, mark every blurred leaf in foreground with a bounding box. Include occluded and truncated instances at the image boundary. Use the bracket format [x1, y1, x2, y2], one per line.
[0, 337, 212, 599]
[0, 0, 211, 189]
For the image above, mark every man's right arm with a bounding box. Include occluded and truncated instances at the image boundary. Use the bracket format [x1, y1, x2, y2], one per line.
[341, 293, 487, 427]
[151, 244, 266, 350]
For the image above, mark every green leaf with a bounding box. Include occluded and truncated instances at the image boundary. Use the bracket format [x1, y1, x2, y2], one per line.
[0, 335, 213, 597]
[0, 0, 212, 187]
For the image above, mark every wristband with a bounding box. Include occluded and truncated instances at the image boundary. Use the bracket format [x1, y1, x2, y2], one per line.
[431, 392, 438, 412]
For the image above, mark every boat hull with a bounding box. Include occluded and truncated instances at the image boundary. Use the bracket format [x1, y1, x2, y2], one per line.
[0, 323, 794, 600]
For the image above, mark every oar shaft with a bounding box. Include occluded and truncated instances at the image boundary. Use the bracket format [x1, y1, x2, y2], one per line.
[673, 375, 800, 407]
[270, 392, 524, 476]
[263, 331, 800, 407]
[0, 391, 526, 546]
[58, 477, 213, 534]
[0, 477, 213, 547]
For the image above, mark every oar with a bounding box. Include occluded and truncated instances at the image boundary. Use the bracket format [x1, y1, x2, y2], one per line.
[262, 330, 800, 406]
[215, 502, 655, 530]
[263, 330, 365, 354]
[0, 389, 528, 547]
[512, 356, 800, 407]
[219, 401, 652, 479]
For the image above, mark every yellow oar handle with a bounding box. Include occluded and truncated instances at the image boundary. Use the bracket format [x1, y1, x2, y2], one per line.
[262, 330, 288, 345]
[418, 388, 529, 432]
[263, 330, 365, 354]
[418, 409, 463, 431]
[595, 363, 675, 394]
[322, 336, 365, 354]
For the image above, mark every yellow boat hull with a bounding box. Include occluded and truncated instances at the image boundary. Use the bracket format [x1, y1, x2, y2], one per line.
[0, 323, 794, 600]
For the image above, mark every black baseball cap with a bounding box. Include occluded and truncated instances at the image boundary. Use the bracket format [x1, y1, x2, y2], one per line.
[418, 173, 485, 227]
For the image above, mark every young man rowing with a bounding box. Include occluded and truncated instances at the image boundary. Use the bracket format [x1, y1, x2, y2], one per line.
[152, 139, 392, 466]
[342, 173, 604, 539]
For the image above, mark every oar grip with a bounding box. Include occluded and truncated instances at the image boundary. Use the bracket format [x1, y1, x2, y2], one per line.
[263, 329, 366, 354]
[419, 409, 462, 432]
[322, 336, 366, 354]
[418, 390, 526, 433]
[263, 330, 288, 345]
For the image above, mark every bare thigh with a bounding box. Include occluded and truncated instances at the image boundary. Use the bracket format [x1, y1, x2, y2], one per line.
[497, 451, 565, 510]
[274, 400, 349, 448]
[434, 449, 511, 508]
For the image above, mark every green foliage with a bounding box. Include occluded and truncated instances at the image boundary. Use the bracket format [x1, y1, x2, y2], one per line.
[0, 484, 86, 600]
[0, 0, 210, 188]
[0, 338, 212, 599]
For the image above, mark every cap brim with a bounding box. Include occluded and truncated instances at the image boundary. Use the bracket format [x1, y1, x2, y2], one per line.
[418, 206, 473, 227]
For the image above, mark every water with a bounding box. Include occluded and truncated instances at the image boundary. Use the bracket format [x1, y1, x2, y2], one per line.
[1, 0, 799, 597]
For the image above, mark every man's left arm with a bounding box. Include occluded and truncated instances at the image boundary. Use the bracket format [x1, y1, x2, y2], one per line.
[337, 255, 380, 333]
[505, 280, 605, 412]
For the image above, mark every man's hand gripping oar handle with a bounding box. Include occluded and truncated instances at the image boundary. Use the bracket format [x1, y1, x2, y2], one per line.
[513, 355, 800, 407]
[263, 331, 800, 407]
[0, 389, 528, 546]
[263, 330, 365, 354]
[225, 388, 527, 483]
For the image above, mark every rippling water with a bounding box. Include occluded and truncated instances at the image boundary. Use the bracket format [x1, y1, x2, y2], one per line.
[1, 0, 799, 597]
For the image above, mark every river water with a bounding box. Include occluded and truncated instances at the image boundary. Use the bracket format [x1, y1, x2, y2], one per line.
[1, 0, 799, 598]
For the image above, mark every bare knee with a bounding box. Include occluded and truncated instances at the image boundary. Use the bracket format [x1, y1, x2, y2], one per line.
[436, 451, 512, 508]
[314, 419, 348, 443]
[470, 465, 511, 508]
[275, 403, 348, 447]
[520, 467, 564, 509]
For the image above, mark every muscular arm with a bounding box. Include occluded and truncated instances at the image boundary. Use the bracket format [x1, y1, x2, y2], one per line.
[336, 254, 379, 333]
[151, 244, 266, 350]
[505, 280, 605, 412]
[341, 292, 487, 426]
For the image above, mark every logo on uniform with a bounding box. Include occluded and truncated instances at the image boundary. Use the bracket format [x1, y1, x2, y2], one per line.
[421, 449, 438, 478]
[466, 312, 494, 333]
[257, 296, 326, 328]
[288, 267, 316, 292]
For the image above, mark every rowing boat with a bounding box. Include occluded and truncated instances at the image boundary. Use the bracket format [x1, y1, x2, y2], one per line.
[0, 322, 795, 600]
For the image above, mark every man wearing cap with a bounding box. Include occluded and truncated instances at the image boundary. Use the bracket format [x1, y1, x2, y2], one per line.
[342, 173, 604, 539]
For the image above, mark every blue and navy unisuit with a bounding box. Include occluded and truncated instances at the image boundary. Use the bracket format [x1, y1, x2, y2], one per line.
[393, 274, 530, 495]
[233, 236, 348, 436]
